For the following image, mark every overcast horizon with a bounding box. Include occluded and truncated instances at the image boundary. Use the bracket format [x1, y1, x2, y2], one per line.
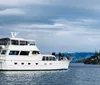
[0, 0, 100, 53]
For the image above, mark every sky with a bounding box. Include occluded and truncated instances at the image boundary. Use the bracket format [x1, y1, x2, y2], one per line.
[0, 0, 100, 53]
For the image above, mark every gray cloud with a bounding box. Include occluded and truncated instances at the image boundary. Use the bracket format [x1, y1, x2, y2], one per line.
[0, 0, 100, 52]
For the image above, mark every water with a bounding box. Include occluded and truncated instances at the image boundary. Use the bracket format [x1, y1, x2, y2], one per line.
[0, 64, 100, 85]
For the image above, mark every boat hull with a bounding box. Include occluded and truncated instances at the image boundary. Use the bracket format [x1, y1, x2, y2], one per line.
[0, 60, 70, 71]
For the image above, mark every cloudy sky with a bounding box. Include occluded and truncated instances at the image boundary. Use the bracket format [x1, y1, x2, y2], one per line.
[0, 0, 100, 53]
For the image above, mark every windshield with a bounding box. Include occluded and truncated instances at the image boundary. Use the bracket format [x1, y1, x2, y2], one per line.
[32, 51, 40, 54]
[28, 41, 35, 45]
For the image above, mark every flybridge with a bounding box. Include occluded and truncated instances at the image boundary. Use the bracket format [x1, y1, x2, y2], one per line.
[0, 38, 35, 46]
[0, 32, 35, 46]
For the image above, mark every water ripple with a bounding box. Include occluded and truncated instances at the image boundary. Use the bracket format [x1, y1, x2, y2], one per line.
[0, 64, 100, 85]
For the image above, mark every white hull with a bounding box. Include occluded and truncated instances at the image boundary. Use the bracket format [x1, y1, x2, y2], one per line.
[0, 60, 70, 71]
[0, 34, 71, 71]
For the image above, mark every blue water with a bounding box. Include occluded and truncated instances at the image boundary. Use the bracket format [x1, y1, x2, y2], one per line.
[0, 64, 100, 85]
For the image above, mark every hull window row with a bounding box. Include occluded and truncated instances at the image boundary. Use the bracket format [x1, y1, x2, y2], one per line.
[14, 62, 52, 65]
[14, 62, 38, 65]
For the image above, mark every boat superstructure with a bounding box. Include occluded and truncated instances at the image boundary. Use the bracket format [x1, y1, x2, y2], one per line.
[0, 32, 71, 70]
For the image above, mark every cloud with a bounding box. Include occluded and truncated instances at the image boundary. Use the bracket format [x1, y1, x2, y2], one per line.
[0, 0, 19, 6]
[2, 18, 100, 38]
[0, 8, 25, 15]
[0, 17, 100, 52]
[0, 0, 100, 12]
[9, 18, 100, 45]
[0, 0, 50, 6]
[0, 0, 100, 52]
[16, 23, 63, 31]
[46, 0, 100, 11]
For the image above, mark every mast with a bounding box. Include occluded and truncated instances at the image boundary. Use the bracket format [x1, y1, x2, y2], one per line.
[11, 32, 19, 38]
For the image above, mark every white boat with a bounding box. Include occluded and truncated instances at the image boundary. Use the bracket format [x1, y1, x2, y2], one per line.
[0, 32, 71, 71]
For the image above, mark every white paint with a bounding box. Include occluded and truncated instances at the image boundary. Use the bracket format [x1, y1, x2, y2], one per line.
[0, 36, 71, 71]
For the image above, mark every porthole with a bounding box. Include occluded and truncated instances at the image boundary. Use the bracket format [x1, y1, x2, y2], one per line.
[36, 63, 38, 65]
[21, 63, 24, 65]
[28, 63, 31, 65]
[14, 62, 17, 65]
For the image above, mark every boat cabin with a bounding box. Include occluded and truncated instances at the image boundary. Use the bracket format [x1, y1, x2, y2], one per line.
[0, 38, 40, 56]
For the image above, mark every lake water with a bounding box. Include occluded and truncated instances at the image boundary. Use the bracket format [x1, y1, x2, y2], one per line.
[0, 64, 100, 85]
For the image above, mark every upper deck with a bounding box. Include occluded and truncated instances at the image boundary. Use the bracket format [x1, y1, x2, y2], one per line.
[0, 32, 39, 55]
[0, 37, 39, 52]
[0, 37, 35, 46]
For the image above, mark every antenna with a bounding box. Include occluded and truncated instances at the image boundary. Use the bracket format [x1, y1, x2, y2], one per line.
[11, 32, 19, 38]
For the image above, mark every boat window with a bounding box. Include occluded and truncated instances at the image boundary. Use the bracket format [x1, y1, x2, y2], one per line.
[28, 63, 31, 65]
[9, 51, 19, 55]
[21, 63, 24, 65]
[32, 51, 40, 54]
[1, 50, 7, 55]
[14, 62, 17, 65]
[28, 41, 35, 45]
[36, 63, 38, 65]
[49, 57, 53, 61]
[20, 41, 28, 45]
[42, 56, 56, 61]
[0, 38, 10, 45]
[42, 56, 45, 61]
[46, 57, 49, 61]
[11, 40, 19, 45]
[20, 51, 29, 55]
[53, 57, 56, 61]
